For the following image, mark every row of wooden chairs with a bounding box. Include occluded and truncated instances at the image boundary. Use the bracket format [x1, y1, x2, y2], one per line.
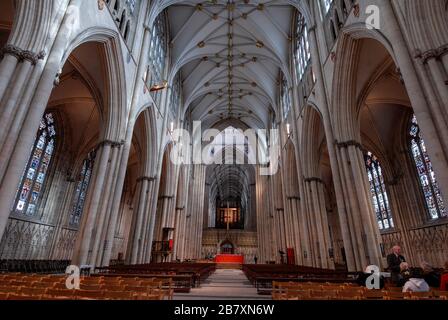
[272, 281, 448, 300]
[0, 290, 162, 300]
[0, 273, 172, 300]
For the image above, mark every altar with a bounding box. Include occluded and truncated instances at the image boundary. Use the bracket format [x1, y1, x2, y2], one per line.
[214, 254, 244, 264]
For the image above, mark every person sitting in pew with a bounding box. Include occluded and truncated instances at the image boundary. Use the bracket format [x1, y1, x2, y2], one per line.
[420, 261, 441, 288]
[402, 268, 430, 293]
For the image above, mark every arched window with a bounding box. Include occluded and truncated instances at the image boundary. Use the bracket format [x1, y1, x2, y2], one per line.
[170, 73, 182, 118]
[295, 12, 311, 81]
[365, 151, 394, 230]
[69, 151, 96, 227]
[148, 13, 168, 106]
[14, 112, 57, 216]
[281, 80, 290, 120]
[409, 116, 446, 220]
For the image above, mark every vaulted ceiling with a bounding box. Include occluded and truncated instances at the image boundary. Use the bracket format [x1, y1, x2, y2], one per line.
[166, 0, 294, 130]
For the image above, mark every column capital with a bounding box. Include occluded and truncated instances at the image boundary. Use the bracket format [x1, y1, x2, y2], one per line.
[0, 44, 46, 65]
[335, 139, 365, 152]
[414, 44, 448, 64]
[97, 139, 125, 149]
[304, 177, 324, 184]
[159, 195, 174, 199]
[136, 176, 156, 183]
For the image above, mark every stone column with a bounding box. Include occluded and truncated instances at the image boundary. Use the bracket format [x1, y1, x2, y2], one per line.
[382, 0, 448, 199]
[334, 141, 384, 270]
[126, 177, 148, 264]
[91, 144, 122, 266]
[185, 165, 206, 260]
[304, 177, 334, 269]
[141, 178, 158, 263]
[71, 140, 123, 266]
[308, 25, 357, 270]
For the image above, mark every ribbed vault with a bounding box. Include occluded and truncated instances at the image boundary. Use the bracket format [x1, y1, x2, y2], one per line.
[166, 0, 295, 130]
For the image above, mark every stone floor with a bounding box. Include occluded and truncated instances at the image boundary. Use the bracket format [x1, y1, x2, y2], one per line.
[173, 269, 271, 300]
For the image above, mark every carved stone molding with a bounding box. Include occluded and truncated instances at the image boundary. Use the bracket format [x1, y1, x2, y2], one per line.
[0, 44, 46, 65]
[97, 139, 125, 149]
[136, 176, 156, 183]
[335, 140, 366, 152]
[414, 44, 448, 64]
[159, 195, 174, 200]
[304, 177, 324, 184]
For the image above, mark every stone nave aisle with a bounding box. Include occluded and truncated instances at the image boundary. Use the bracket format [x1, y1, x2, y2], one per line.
[174, 269, 271, 300]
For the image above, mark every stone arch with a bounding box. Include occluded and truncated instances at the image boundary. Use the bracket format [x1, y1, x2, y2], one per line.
[61, 27, 128, 142]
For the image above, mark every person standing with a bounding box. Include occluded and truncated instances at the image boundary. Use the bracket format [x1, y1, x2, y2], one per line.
[387, 245, 406, 286]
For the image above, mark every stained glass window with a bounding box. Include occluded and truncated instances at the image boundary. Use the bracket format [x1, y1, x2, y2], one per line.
[295, 12, 311, 81]
[409, 115, 446, 220]
[170, 73, 182, 118]
[365, 151, 394, 230]
[14, 112, 57, 216]
[69, 151, 96, 226]
[148, 13, 168, 106]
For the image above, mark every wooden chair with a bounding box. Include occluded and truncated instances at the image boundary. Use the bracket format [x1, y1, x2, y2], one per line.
[124, 285, 149, 294]
[80, 284, 103, 291]
[75, 290, 105, 300]
[139, 278, 157, 285]
[291, 290, 311, 300]
[432, 290, 448, 299]
[45, 289, 75, 299]
[409, 291, 434, 300]
[121, 280, 142, 287]
[0, 286, 16, 294]
[387, 286, 404, 292]
[321, 289, 340, 299]
[385, 291, 411, 300]
[8, 280, 28, 287]
[100, 280, 123, 287]
[32, 282, 55, 289]
[40, 278, 62, 285]
[303, 290, 328, 300]
[7, 294, 42, 300]
[20, 287, 48, 296]
[53, 283, 71, 290]
[102, 285, 124, 292]
[104, 291, 133, 300]
[81, 277, 102, 284]
[364, 290, 385, 300]
[335, 290, 364, 300]
[134, 293, 163, 300]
